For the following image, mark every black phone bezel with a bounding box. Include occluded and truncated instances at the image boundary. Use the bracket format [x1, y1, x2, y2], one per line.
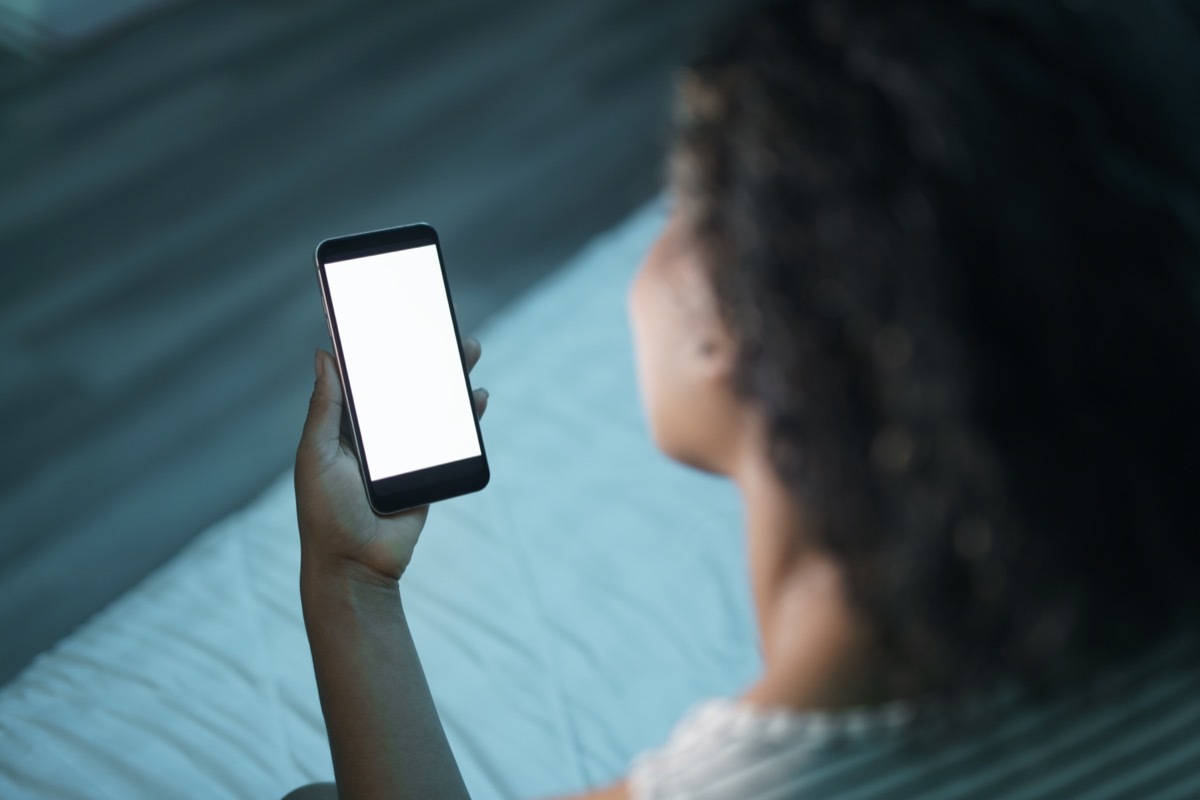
[314, 223, 490, 516]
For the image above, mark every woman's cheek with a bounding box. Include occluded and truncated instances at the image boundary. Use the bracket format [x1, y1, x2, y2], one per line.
[628, 272, 677, 450]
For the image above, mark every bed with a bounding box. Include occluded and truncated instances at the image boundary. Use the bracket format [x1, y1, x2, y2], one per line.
[0, 201, 761, 800]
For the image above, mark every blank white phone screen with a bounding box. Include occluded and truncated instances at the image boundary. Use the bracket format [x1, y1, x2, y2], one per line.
[324, 244, 480, 482]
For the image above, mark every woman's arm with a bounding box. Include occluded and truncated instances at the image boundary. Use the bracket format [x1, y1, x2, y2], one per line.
[294, 348, 475, 799]
[294, 346, 629, 800]
[301, 559, 630, 800]
[301, 558, 469, 800]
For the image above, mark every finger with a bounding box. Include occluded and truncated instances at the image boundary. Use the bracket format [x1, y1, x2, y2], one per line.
[300, 349, 346, 461]
[462, 336, 482, 373]
[472, 387, 489, 419]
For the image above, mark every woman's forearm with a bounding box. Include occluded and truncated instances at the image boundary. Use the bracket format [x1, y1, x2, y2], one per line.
[300, 556, 470, 800]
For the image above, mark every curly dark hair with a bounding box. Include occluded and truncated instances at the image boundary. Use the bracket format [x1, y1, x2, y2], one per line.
[674, 0, 1200, 695]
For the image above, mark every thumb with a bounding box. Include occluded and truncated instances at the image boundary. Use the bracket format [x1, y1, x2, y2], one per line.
[300, 349, 346, 462]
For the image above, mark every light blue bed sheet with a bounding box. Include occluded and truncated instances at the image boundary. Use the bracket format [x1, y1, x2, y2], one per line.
[0, 200, 761, 800]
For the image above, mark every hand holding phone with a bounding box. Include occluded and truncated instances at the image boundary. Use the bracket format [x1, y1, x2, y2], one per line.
[314, 223, 490, 515]
[295, 223, 491, 581]
[294, 343, 487, 583]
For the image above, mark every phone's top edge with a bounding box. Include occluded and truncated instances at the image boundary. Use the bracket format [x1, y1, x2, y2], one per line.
[315, 222, 438, 265]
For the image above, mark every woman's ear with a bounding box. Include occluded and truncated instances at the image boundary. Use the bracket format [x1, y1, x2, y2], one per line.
[687, 280, 737, 386]
[695, 332, 733, 373]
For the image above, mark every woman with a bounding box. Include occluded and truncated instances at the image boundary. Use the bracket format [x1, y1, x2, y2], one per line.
[286, 0, 1200, 797]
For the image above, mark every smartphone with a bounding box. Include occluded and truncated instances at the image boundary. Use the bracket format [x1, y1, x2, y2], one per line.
[314, 223, 489, 515]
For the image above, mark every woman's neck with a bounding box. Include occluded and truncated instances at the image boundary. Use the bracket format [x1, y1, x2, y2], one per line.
[732, 441, 885, 712]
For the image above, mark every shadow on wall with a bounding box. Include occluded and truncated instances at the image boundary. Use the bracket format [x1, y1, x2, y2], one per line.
[0, 0, 189, 57]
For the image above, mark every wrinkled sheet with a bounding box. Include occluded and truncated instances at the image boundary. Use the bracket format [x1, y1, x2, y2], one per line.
[0, 201, 761, 800]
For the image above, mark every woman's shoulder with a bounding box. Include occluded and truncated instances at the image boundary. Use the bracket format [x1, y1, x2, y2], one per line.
[639, 693, 923, 755]
[628, 692, 936, 800]
[629, 636, 1200, 799]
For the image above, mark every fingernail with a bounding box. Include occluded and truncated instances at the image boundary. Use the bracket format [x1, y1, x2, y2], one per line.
[480, 388, 489, 400]
[314, 349, 324, 379]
